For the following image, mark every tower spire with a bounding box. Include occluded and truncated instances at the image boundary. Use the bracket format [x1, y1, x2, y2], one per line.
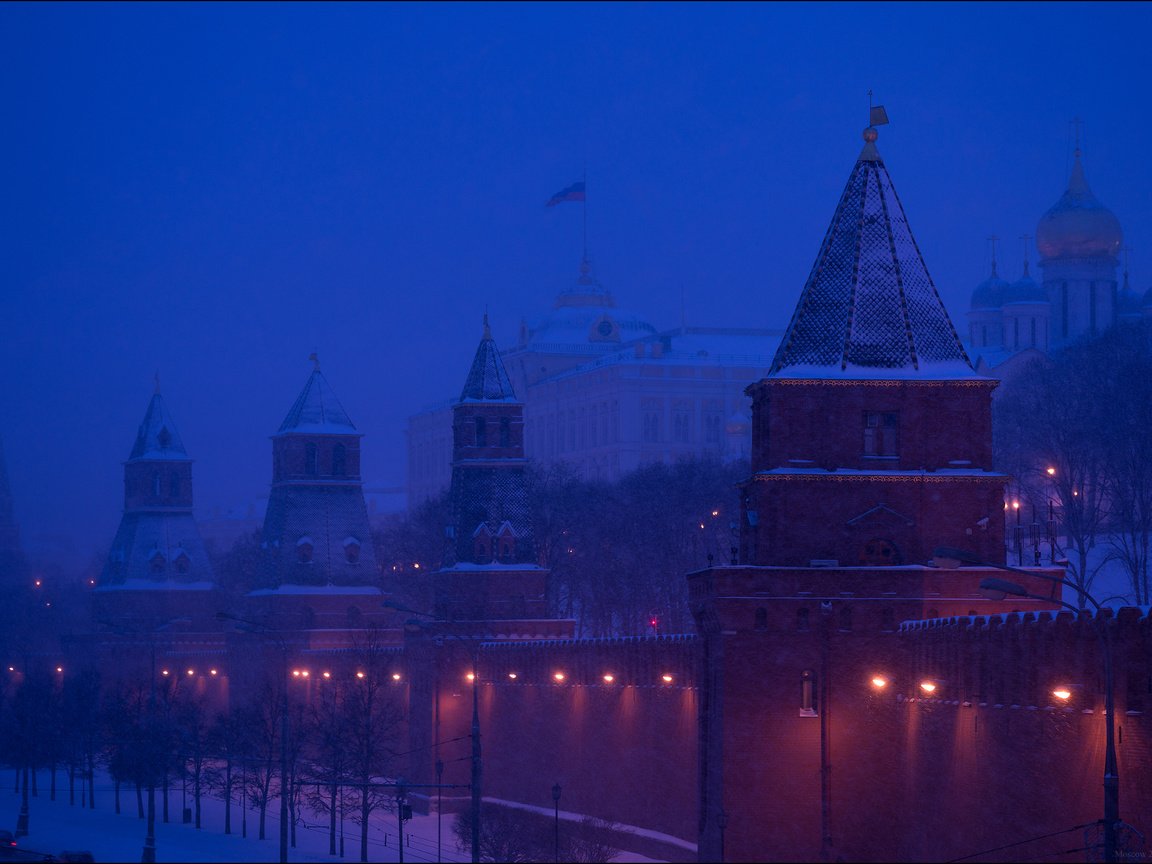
[1019, 234, 1032, 277]
[988, 235, 1000, 277]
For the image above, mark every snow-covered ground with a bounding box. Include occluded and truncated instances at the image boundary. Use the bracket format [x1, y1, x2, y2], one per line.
[1, 773, 662, 863]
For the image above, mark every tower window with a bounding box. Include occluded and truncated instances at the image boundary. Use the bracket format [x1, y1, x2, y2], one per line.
[332, 443, 346, 477]
[862, 412, 899, 457]
[343, 537, 361, 564]
[152, 471, 161, 497]
[170, 472, 181, 498]
[499, 417, 510, 448]
[800, 669, 817, 717]
[297, 538, 314, 564]
[149, 550, 165, 575]
[475, 417, 487, 447]
[305, 443, 318, 476]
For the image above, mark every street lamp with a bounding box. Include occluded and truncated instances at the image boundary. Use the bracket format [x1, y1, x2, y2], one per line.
[551, 782, 561, 863]
[216, 612, 291, 864]
[932, 547, 1120, 863]
[384, 599, 482, 864]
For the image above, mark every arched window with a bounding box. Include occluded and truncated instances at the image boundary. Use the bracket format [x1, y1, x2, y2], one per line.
[305, 443, 318, 476]
[332, 444, 346, 477]
[173, 551, 190, 575]
[499, 417, 511, 448]
[149, 550, 165, 575]
[297, 537, 314, 564]
[754, 608, 768, 631]
[474, 417, 487, 447]
[800, 670, 817, 717]
[344, 537, 361, 564]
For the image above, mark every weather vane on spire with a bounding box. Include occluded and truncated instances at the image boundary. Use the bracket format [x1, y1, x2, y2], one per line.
[987, 235, 1000, 275]
[483, 309, 491, 340]
[1071, 116, 1084, 156]
[153, 371, 161, 394]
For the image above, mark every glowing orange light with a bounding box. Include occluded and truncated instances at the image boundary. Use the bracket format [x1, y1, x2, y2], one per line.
[56, 667, 63, 673]
[292, 670, 301, 677]
[919, 681, 937, 694]
[210, 669, 218, 676]
[392, 673, 401, 681]
[186, 669, 194, 677]
[661, 674, 673, 684]
[301, 670, 310, 678]
[711, 510, 719, 517]
[162, 669, 170, 676]
[88, 579, 95, 585]
[356, 671, 365, 679]
[871, 676, 888, 689]
[322, 671, 331, 679]
[553, 672, 566, 683]
[34, 580, 41, 587]
[6, 667, 12, 672]
[1047, 467, 1056, 476]
[466, 672, 476, 682]
[507, 672, 518, 680]
[413, 563, 420, 569]
[1012, 500, 1020, 510]
[1052, 687, 1072, 701]
[699, 523, 705, 530]
[603, 674, 615, 684]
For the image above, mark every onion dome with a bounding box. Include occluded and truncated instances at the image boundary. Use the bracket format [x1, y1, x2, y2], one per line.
[1036, 150, 1122, 260]
[970, 260, 1010, 310]
[1003, 262, 1047, 304]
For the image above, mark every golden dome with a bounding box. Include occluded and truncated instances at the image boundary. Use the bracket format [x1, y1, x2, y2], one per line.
[1036, 151, 1122, 260]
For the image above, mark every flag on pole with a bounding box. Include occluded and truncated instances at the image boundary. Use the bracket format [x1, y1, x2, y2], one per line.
[546, 181, 586, 207]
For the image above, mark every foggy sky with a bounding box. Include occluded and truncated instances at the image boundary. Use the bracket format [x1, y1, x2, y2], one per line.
[2, 1, 1149, 568]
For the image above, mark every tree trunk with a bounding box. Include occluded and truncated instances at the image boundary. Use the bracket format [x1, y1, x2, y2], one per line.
[136, 782, 144, 819]
[329, 783, 337, 856]
[195, 764, 202, 829]
[162, 770, 169, 823]
[224, 761, 232, 835]
[49, 764, 56, 801]
[88, 753, 95, 809]
[114, 778, 121, 814]
[361, 788, 369, 863]
[68, 764, 75, 806]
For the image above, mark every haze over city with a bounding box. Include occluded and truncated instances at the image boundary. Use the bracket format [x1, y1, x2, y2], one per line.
[2, 1, 1149, 567]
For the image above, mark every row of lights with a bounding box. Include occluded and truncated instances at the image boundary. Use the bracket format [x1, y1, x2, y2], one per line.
[7, 666, 65, 674]
[872, 675, 1078, 703]
[161, 668, 220, 677]
[500, 671, 676, 685]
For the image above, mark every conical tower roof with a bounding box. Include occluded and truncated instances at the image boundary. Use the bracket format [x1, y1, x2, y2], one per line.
[770, 125, 974, 379]
[277, 356, 357, 435]
[128, 387, 190, 461]
[461, 315, 518, 402]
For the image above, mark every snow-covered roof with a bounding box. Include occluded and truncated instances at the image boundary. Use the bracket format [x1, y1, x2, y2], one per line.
[94, 578, 215, 592]
[770, 125, 976, 380]
[246, 584, 383, 596]
[277, 362, 357, 435]
[128, 392, 190, 462]
[460, 315, 519, 402]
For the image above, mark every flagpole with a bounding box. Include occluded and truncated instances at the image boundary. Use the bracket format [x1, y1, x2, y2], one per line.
[582, 166, 588, 261]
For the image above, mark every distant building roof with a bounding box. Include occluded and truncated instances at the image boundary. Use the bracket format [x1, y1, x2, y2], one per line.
[770, 125, 975, 380]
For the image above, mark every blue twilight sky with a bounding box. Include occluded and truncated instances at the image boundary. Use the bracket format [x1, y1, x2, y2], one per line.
[1, 1, 1150, 567]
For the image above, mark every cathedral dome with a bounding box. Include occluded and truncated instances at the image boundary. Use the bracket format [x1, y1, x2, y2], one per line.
[1036, 152, 1122, 260]
[526, 254, 657, 346]
[970, 266, 1009, 310]
[1003, 267, 1047, 305]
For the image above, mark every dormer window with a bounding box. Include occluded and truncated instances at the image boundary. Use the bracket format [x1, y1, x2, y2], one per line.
[472, 524, 493, 562]
[297, 536, 314, 564]
[149, 549, 166, 575]
[343, 537, 361, 564]
[173, 550, 191, 575]
[863, 412, 898, 457]
[157, 426, 172, 449]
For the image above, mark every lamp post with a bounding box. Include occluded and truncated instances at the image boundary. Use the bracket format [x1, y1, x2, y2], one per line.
[552, 782, 561, 863]
[216, 612, 290, 864]
[932, 547, 1120, 863]
[384, 600, 482, 864]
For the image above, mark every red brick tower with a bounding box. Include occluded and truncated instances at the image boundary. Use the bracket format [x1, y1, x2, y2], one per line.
[690, 118, 1064, 863]
[435, 315, 560, 627]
